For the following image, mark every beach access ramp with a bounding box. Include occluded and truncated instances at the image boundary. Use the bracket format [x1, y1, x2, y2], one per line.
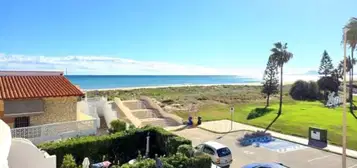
[112, 97, 183, 128]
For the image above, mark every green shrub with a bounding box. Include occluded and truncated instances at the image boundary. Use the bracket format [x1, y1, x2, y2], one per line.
[307, 81, 320, 100]
[38, 126, 191, 168]
[289, 80, 320, 100]
[120, 153, 211, 168]
[188, 154, 212, 168]
[124, 159, 156, 168]
[162, 153, 189, 168]
[60, 154, 77, 168]
[177, 144, 194, 157]
[109, 119, 127, 133]
[128, 124, 136, 130]
[162, 153, 211, 168]
[317, 76, 340, 94]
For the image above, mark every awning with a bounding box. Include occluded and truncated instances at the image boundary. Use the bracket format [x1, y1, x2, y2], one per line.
[4, 99, 44, 117]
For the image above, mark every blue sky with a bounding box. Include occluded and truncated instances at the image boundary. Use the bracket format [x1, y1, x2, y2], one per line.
[0, 0, 355, 76]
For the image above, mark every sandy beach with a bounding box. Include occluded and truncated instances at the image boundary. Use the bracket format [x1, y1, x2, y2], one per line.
[82, 82, 262, 92]
[81, 74, 334, 92]
[82, 75, 320, 92]
[81, 75, 318, 92]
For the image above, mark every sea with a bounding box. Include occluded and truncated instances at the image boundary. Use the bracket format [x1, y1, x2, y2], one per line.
[65, 75, 261, 90]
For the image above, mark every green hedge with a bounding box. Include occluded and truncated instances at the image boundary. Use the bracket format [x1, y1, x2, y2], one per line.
[120, 153, 212, 168]
[109, 119, 127, 133]
[177, 144, 194, 157]
[38, 126, 191, 167]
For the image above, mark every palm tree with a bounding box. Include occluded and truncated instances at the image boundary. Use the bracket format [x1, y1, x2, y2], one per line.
[344, 17, 357, 113]
[269, 42, 293, 115]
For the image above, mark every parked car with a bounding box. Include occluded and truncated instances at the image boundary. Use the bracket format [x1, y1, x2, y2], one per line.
[194, 141, 233, 168]
[242, 162, 289, 168]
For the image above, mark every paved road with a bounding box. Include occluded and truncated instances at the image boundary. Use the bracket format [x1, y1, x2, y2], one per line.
[174, 128, 357, 168]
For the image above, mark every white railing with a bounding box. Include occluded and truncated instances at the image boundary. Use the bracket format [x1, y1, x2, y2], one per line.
[11, 119, 97, 144]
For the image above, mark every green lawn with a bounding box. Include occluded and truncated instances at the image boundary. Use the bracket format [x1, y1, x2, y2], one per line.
[88, 85, 357, 150]
[174, 100, 357, 150]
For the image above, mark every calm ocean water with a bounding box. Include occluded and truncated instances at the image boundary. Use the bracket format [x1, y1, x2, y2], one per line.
[65, 75, 260, 90]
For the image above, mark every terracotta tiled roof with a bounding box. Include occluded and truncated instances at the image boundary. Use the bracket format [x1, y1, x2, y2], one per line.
[0, 75, 84, 100]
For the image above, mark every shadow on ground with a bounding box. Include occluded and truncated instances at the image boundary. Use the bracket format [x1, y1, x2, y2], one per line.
[246, 107, 274, 120]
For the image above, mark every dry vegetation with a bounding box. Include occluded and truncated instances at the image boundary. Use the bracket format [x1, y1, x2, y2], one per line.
[86, 85, 279, 111]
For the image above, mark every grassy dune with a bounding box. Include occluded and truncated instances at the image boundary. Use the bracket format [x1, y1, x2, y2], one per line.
[87, 85, 357, 150]
[86, 85, 267, 104]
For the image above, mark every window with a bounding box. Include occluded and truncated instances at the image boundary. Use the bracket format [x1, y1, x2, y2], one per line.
[14, 117, 30, 128]
[203, 146, 215, 155]
[217, 147, 231, 157]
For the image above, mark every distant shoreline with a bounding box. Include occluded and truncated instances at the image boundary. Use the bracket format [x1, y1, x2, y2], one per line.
[82, 82, 263, 92]
[80, 74, 325, 92]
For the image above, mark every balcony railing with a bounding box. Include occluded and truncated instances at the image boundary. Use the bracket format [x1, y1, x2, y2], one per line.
[11, 119, 97, 144]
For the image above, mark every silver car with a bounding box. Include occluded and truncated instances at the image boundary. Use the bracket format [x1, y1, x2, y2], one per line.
[194, 141, 233, 168]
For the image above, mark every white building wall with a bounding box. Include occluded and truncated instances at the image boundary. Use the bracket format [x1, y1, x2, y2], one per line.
[8, 138, 56, 168]
[0, 120, 11, 168]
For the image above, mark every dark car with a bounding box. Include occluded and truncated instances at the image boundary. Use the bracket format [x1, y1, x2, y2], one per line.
[242, 162, 289, 168]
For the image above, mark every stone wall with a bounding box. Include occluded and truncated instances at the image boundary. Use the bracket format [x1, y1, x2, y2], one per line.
[30, 96, 78, 125]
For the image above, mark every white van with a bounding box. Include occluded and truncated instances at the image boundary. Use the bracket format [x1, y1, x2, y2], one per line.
[194, 141, 233, 168]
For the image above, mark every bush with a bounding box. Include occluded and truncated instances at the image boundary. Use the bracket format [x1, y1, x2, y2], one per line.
[307, 81, 320, 100]
[317, 76, 340, 93]
[289, 80, 320, 100]
[128, 124, 136, 130]
[60, 154, 77, 168]
[109, 120, 127, 133]
[162, 153, 211, 168]
[38, 126, 191, 168]
[121, 153, 211, 168]
[121, 159, 156, 168]
[177, 144, 194, 157]
[187, 154, 212, 168]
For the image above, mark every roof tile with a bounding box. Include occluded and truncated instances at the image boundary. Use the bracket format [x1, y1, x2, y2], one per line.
[0, 75, 84, 100]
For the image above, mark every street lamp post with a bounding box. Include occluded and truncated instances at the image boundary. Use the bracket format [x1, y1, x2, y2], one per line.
[342, 27, 349, 168]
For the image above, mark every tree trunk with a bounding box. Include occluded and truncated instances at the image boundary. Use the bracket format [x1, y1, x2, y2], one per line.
[266, 94, 270, 107]
[350, 70, 352, 111]
[278, 65, 283, 115]
[351, 48, 355, 111]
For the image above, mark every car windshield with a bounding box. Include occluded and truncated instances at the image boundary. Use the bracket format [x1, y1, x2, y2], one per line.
[217, 147, 231, 157]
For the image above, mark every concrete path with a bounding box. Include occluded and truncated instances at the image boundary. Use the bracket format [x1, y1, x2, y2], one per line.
[164, 125, 187, 131]
[198, 120, 357, 159]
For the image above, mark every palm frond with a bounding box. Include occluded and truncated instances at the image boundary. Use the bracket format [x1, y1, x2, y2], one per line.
[270, 48, 280, 53]
[282, 51, 293, 63]
[274, 42, 283, 49]
[283, 43, 288, 50]
[343, 17, 357, 48]
[269, 42, 293, 67]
